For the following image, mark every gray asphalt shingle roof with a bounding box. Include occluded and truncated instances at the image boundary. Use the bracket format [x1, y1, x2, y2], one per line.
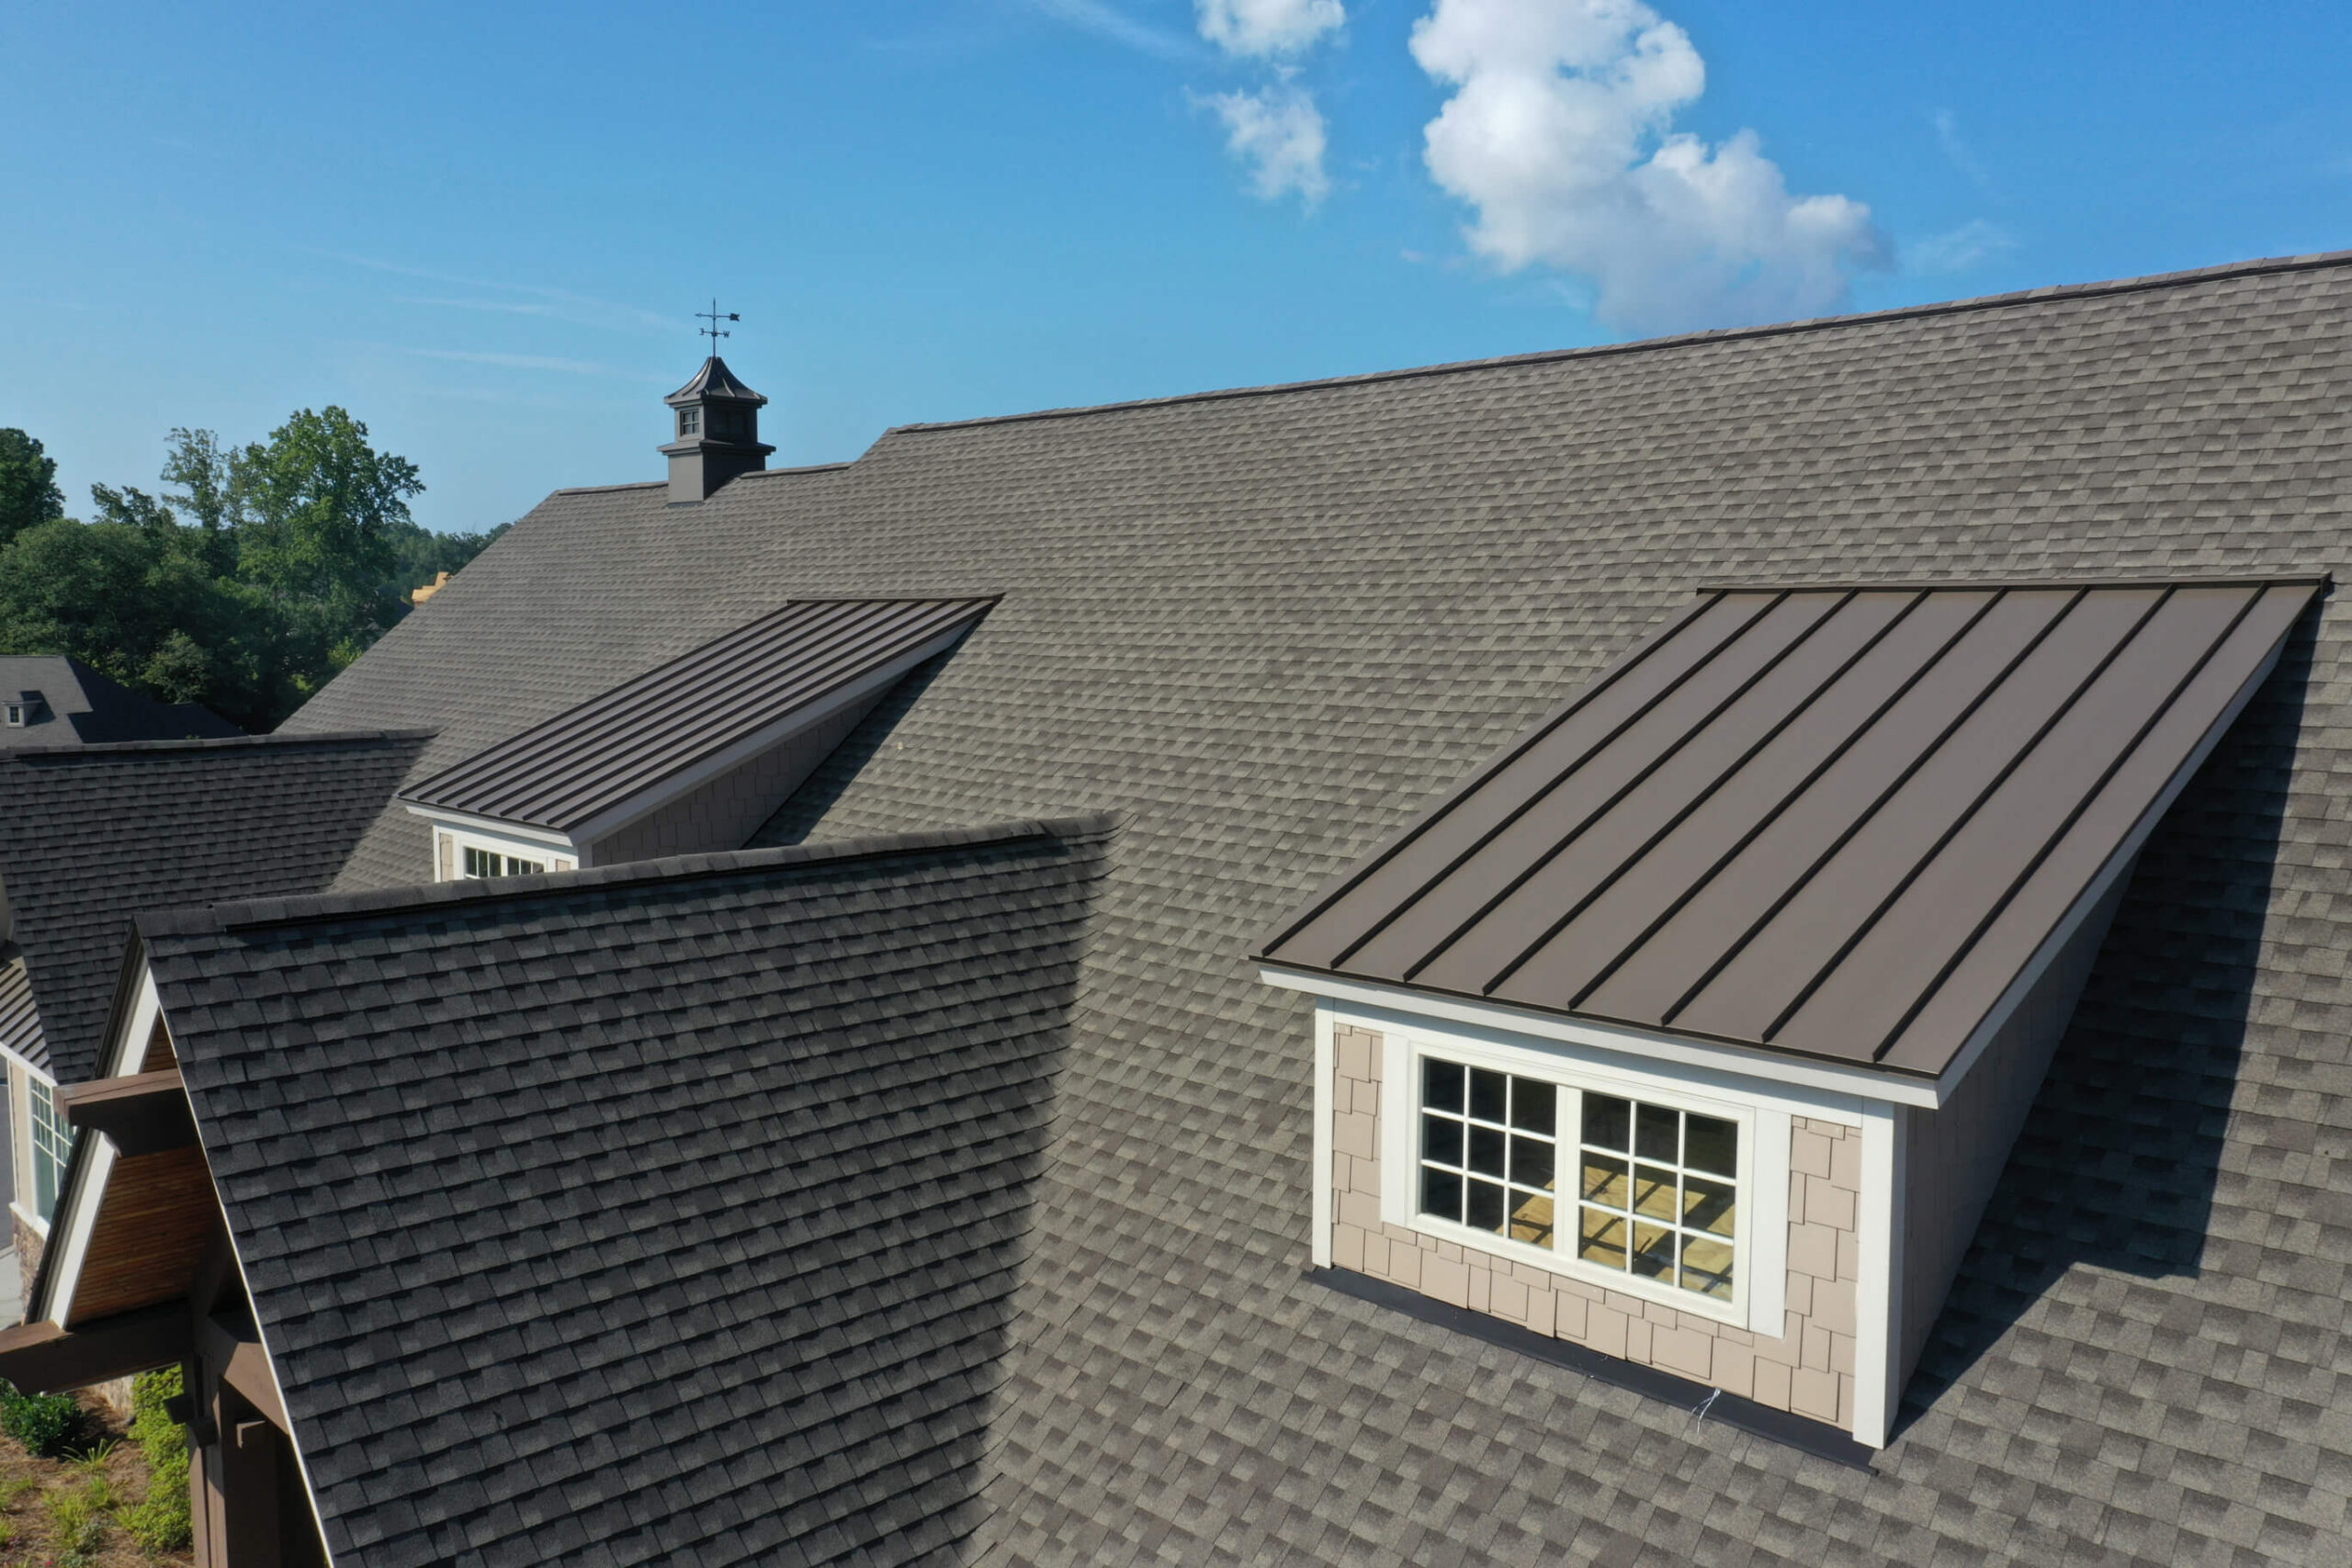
[0, 656, 241, 749]
[144, 819, 1107, 1568]
[280, 252, 2352, 1565]
[0, 732, 431, 1082]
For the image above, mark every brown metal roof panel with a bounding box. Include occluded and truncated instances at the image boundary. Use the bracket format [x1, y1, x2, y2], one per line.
[1769, 584, 2264, 1060]
[1496, 589, 2000, 1015]
[1872, 581, 2314, 1073]
[1667, 587, 2165, 1055]
[1396, 590, 1914, 998]
[404, 598, 992, 829]
[1573, 588, 2082, 1031]
[1330, 593, 1840, 985]
[1260, 592, 1770, 970]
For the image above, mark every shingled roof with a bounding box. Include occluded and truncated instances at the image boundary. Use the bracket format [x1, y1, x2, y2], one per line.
[141, 819, 1105, 1568]
[0, 732, 431, 1082]
[284, 253, 2352, 1564]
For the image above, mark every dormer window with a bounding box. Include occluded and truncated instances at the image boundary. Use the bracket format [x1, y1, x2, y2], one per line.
[462, 846, 547, 879]
[5, 705, 20, 727]
[678, 407, 700, 437]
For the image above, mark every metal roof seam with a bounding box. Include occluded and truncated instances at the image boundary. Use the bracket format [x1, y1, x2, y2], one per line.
[1322, 593, 1777, 975]
[1391, 592, 1838, 988]
[1652, 584, 2089, 1031]
[1857, 585, 2270, 1064]
[1250, 592, 1737, 961]
[1753, 585, 2178, 1046]
[1560, 589, 2008, 1015]
[1474, 590, 1931, 1002]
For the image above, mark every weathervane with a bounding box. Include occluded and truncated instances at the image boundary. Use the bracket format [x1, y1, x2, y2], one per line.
[696, 298, 739, 354]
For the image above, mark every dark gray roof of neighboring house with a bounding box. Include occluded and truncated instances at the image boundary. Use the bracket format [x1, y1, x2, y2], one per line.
[282, 252, 2352, 1565]
[0, 656, 242, 749]
[1258, 580, 2319, 1078]
[0, 732, 431, 1083]
[141, 818, 1107, 1568]
[400, 597, 994, 833]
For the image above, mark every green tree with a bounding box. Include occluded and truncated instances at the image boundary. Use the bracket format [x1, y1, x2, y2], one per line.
[160, 426, 240, 575]
[0, 428, 66, 545]
[227, 408, 424, 689]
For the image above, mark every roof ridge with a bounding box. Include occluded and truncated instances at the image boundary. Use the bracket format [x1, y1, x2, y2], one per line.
[1, 728, 436, 761]
[886, 248, 2352, 436]
[137, 814, 1117, 937]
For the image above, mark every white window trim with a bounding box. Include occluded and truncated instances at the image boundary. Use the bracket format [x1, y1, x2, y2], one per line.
[432, 823, 578, 882]
[1373, 1018, 1792, 1336]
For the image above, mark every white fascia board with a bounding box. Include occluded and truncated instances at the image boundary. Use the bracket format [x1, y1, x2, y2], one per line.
[101, 967, 164, 1081]
[1264, 966, 1926, 1112]
[562, 626, 969, 848]
[1928, 632, 2288, 1097]
[1311, 1001, 1336, 1269]
[1850, 1099, 1905, 1450]
[399, 805, 579, 854]
[0, 1045, 51, 1082]
[40, 1131, 116, 1328]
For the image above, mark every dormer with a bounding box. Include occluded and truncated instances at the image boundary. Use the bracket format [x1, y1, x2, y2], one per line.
[1257, 579, 2319, 1455]
[660, 355, 775, 504]
[400, 597, 995, 878]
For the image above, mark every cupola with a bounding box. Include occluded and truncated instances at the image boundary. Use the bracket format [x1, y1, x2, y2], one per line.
[660, 354, 775, 504]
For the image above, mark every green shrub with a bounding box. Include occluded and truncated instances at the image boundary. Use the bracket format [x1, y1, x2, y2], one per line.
[124, 1367, 192, 1553]
[0, 1378, 83, 1458]
[44, 1474, 110, 1557]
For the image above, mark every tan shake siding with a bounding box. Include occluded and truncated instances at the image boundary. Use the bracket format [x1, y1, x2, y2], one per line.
[1329, 1021, 1860, 1429]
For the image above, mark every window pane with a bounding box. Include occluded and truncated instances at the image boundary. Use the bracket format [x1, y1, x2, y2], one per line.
[1465, 1179, 1506, 1233]
[1420, 1167, 1463, 1222]
[1467, 1124, 1506, 1178]
[1684, 1175, 1736, 1237]
[1631, 1222, 1675, 1280]
[1635, 1103, 1679, 1162]
[1685, 1114, 1737, 1177]
[1423, 1058, 1464, 1111]
[1680, 1235, 1735, 1299]
[1582, 1093, 1629, 1150]
[1632, 1165, 1678, 1222]
[1468, 1067, 1508, 1123]
[1510, 1135, 1554, 1191]
[1510, 1191, 1555, 1248]
[1510, 1079, 1555, 1135]
[1581, 1153, 1628, 1209]
[1577, 1206, 1627, 1269]
[1421, 1113, 1463, 1167]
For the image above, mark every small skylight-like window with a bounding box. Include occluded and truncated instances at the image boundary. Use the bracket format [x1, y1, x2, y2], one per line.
[462, 846, 548, 879]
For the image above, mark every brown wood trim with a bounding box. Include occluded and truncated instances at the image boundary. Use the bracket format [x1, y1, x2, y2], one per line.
[0, 1301, 192, 1393]
[196, 1314, 288, 1433]
[65, 1145, 218, 1325]
[61, 1068, 194, 1156]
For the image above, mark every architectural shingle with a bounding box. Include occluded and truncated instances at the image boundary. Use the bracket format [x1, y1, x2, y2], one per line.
[142, 819, 1108, 1568]
[280, 254, 2352, 1563]
[0, 732, 431, 1081]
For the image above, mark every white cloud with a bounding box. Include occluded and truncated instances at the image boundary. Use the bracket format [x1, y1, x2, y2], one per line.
[1196, 0, 1345, 56]
[1202, 84, 1331, 205]
[1408, 0, 1887, 333]
[1907, 219, 2015, 276]
[1931, 109, 1990, 186]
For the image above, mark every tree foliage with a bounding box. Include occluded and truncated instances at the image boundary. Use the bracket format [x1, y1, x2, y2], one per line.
[0, 414, 507, 730]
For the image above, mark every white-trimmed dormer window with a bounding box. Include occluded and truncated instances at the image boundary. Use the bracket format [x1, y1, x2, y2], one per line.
[5, 704, 22, 727]
[462, 845, 547, 879]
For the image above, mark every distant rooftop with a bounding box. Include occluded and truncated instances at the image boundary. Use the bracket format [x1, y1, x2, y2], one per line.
[1260, 579, 2320, 1078]
[401, 597, 996, 837]
[0, 656, 241, 750]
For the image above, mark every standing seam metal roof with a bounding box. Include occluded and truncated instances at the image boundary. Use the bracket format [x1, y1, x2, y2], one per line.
[1259, 579, 2320, 1076]
[399, 597, 995, 832]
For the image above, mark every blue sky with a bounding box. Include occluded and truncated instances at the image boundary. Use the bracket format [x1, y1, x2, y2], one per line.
[4, 0, 2348, 534]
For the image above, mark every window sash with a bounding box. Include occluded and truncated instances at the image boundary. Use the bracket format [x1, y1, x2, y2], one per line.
[28, 1078, 69, 1224]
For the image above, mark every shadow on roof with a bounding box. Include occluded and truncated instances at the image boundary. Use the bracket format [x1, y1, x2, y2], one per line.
[1895, 606, 2313, 1438]
[749, 648, 961, 848]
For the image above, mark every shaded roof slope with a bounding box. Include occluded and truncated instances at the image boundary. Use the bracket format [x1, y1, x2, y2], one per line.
[1260, 580, 2318, 1077]
[401, 596, 994, 833]
[0, 732, 430, 1082]
[283, 254, 2352, 1564]
[142, 818, 1107, 1568]
[0, 656, 242, 749]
